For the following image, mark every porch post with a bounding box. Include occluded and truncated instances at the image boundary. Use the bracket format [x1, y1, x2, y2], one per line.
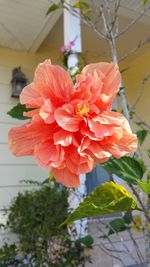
[63, 0, 87, 237]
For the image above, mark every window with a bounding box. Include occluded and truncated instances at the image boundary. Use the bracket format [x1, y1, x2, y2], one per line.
[86, 165, 110, 195]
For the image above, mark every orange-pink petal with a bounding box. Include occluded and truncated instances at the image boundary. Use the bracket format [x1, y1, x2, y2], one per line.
[40, 99, 55, 124]
[8, 115, 51, 156]
[55, 107, 81, 132]
[21, 59, 74, 108]
[34, 140, 64, 168]
[52, 166, 80, 187]
[82, 62, 121, 110]
[54, 129, 73, 146]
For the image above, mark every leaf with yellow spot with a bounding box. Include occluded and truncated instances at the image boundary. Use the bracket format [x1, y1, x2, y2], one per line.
[62, 182, 138, 225]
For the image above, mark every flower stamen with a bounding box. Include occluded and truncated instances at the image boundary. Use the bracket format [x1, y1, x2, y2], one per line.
[75, 103, 90, 117]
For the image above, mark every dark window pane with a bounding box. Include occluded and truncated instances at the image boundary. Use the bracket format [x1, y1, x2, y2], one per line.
[86, 165, 110, 195]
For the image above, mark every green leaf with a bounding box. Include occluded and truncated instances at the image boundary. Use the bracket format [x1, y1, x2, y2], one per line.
[137, 158, 147, 173]
[74, 1, 91, 15]
[123, 212, 133, 224]
[136, 129, 148, 145]
[100, 156, 144, 184]
[76, 235, 93, 248]
[46, 3, 60, 16]
[108, 218, 127, 235]
[147, 149, 150, 158]
[143, 0, 148, 4]
[7, 103, 35, 120]
[137, 180, 150, 194]
[62, 182, 138, 225]
[147, 172, 150, 183]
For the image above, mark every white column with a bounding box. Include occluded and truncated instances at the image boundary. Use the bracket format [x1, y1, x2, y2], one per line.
[64, 0, 81, 51]
[63, 0, 87, 237]
[64, 0, 82, 75]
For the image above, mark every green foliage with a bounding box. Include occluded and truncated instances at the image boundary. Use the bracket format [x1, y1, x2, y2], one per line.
[7, 183, 68, 242]
[46, 3, 61, 16]
[62, 182, 138, 225]
[0, 243, 20, 266]
[107, 212, 132, 236]
[73, 1, 91, 15]
[7, 103, 34, 120]
[136, 129, 148, 145]
[123, 212, 133, 224]
[147, 148, 150, 158]
[108, 218, 127, 235]
[1, 182, 90, 266]
[137, 180, 150, 194]
[76, 235, 94, 248]
[143, 0, 148, 4]
[100, 156, 144, 184]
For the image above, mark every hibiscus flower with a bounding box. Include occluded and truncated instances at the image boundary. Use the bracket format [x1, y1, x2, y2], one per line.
[8, 60, 137, 187]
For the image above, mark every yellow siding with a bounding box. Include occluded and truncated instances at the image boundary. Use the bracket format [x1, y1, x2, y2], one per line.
[0, 46, 53, 214]
[120, 48, 150, 162]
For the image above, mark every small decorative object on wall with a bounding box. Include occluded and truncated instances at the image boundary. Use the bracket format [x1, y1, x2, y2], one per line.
[11, 67, 27, 97]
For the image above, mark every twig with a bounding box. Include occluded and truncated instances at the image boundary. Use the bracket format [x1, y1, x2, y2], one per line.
[100, 219, 139, 264]
[101, 243, 128, 254]
[96, 222, 126, 265]
[133, 110, 150, 133]
[63, 1, 108, 40]
[94, 243, 126, 265]
[119, 35, 150, 63]
[110, 0, 121, 34]
[119, 86, 131, 121]
[100, 4, 110, 37]
[115, 4, 150, 38]
[130, 71, 150, 112]
[127, 228, 144, 263]
[129, 185, 150, 223]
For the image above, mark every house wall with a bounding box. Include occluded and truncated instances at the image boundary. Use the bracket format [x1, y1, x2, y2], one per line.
[0, 46, 56, 246]
[121, 47, 150, 164]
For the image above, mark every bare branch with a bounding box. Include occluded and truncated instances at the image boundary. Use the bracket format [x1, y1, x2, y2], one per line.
[63, 1, 108, 40]
[119, 35, 150, 63]
[127, 228, 144, 263]
[100, 220, 140, 264]
[133, 110, 150, 133]
[130, 71, 150, 112]
[119, 86, 131, 121]
[110, 0, 121, 34]
[115, 4, 150, 38]
[100, 4, 110, 36]
[94, 243, 126, 265]
[129, 184, 150, 223]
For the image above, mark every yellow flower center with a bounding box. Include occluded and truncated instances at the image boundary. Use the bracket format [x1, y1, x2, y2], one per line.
[75, 103, 90, 117]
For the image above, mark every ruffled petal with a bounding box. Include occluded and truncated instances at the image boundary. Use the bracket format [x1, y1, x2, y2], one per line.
[66, 145, 94, 175]
[52, 166, 80, 187]
[8, 115, 51, 156]
[40, 99, 55, 124]
[102, 130, 137, 159]
[88, 118, 114, 139]
[55, 107, 81, 132]
[82, 140, 111, 162]
[20, 83, 45, 108]
[54, 129, 73, 146]
[34, 140, 64, 168]
[100, 115, 137, 158]
[82, 62, 121, 109]
[20, 59, 74, 108]
[94, 111, 125, 125]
